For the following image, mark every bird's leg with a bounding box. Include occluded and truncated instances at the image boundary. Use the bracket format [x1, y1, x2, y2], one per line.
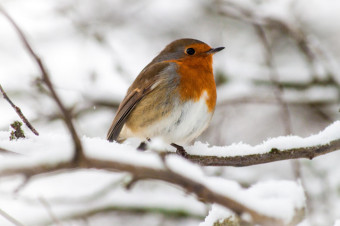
[171, 143, 188, 157]
[137, 142, 147, 151]
[137, 137, 151, 151]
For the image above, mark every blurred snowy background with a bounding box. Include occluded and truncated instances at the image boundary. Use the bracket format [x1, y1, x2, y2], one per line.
[0, 0, 340, 225]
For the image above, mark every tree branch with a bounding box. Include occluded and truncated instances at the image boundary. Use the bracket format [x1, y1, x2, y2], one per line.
[0, 146, 20, 155]
[0, 84, 39, 136]
[0, 156, 288, 226]
[214, 0, 340, 86]
[3, 131, 338, 224]
[254, 25, 292, 135]
[38, 197, 61, 225]
[0, 7, 84, 163]
[0, 208, 24, 226]
[182, 138, 340, 166]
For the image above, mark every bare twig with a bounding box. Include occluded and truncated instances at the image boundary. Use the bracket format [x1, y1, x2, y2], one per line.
[254, 25, 292, 135]
[0, 208, 25, 226]
[124, 175, 141, 190]
[0, 7, 84, 163]
[254, 24, 305, 193]
[218, 96, 338, 106]
[14, 176, 31, 194]
[52, 176, 127, 203]
[39, 197, 61, 226]
[214, 0, 319, 78]
[0, 84, 39, 136]
[0, 146, 20, 155]
[250, 10, 310, 216]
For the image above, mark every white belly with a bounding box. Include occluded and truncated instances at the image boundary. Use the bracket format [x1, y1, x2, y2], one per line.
[165, 98, 213, 145]
[128, 93, 213, 145]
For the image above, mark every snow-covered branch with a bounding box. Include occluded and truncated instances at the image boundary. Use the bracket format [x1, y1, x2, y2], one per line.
[0, 133, 307, 225]
[1, 121, 339, 224]
[2, 3, 340, 225]
[181, 138, 340, 166]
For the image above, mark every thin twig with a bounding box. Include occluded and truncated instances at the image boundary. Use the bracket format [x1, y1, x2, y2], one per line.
[39, 197, 62, 226]
[0, 208, 25, 226]
[0, 84, 39, 136]
[253, 21, 308, 215]
[215, 0, 319, 79]
[254, 25, 292, 135]
[0, 7, 84, 163]
[14, 175, 31, 194]
[218, 96, 338, 106]
[0, 146, 20, 155]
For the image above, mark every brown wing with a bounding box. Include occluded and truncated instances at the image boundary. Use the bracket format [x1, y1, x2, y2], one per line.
[106, 62, 172, 142]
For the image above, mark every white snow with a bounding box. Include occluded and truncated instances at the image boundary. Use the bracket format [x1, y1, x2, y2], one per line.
[0, 131, 73, 170]
[163, 154, 305, 222]
[186, 121, 340, 157]
[199, 180, 305, 225]
[0, 127, 314, 224]
[199, 204, 234, 226]
[1, 0, 340, 225]
[83, 136, 164, 169]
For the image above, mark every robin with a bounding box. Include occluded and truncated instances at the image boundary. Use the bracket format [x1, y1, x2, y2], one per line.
[107, 38, 224, 148]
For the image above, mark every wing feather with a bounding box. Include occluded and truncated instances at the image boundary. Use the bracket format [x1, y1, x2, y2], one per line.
[106, 62, 172, 142]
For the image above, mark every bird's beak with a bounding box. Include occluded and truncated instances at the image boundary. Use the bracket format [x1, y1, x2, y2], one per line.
[206, 47, 225, 54]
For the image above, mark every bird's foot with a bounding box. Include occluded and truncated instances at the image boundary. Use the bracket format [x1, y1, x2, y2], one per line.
[137, 138, 152, 151]
[137, 142, 147, 151]
[171, 143, 187, 158]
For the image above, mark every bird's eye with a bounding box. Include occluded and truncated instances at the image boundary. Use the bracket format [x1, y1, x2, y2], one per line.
[186, 48, 195, 55]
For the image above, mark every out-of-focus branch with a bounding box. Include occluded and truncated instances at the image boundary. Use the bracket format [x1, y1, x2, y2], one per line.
[2, 135, 340, 224]
[0, 7, 84, 163]
[38, 197, 61, 225]
[254, 25, 292, 135]
[0, 156, 287, 226]
[39, 205, 204, 226]
[254, 25, 304, 190]
[0, 147, 20, 155]
[0, 208, 24, 226]
[218, 96, 338, 106]
[33, 100, 120, 123]
[0, 84, 39, 136]
[215, 1, 313, 60]
[215, 0, 340, 85]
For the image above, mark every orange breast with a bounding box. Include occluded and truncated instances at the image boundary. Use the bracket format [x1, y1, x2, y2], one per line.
[170, 55, 216, 112]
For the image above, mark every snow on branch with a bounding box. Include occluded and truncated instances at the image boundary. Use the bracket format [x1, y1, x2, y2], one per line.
[0, 121, 339, 224]
[180, 121, 340, 166]
[0, 132, 307, 225]
[1, 5, 339, 226]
